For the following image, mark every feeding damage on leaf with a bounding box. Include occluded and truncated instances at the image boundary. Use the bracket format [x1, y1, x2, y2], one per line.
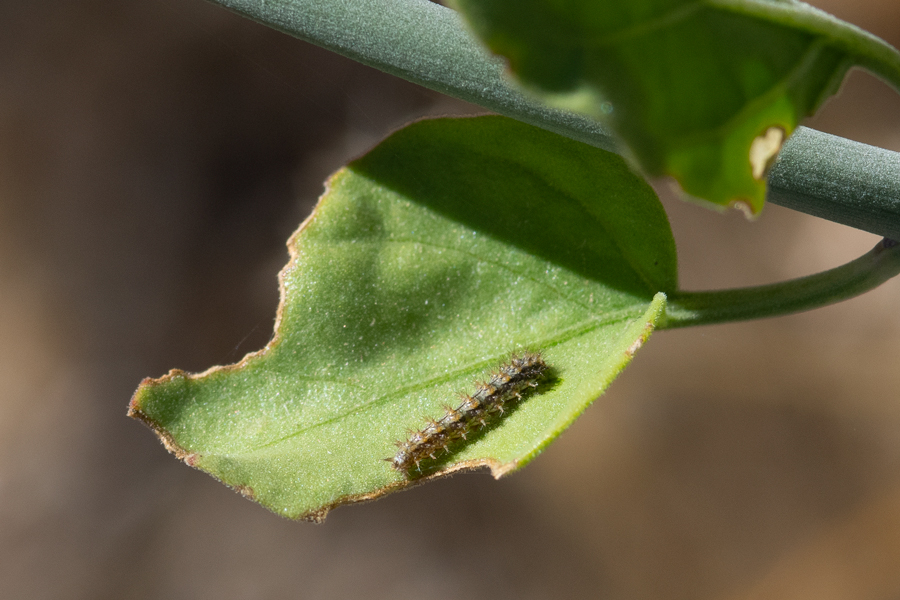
[749, 126, 786, 180]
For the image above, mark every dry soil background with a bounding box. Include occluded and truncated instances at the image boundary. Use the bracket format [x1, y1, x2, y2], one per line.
[1, 1, 900, 599]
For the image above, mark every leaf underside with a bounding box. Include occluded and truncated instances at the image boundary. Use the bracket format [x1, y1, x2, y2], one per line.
[449, 0, 900, 213]
[129, 116, 674, 520]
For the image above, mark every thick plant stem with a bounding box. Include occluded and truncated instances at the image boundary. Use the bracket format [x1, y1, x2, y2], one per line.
[207, 0, 900, 239]
[208, 0, 617, 152]
[661, 238, 900, 328]
[767, 128, 900, 241]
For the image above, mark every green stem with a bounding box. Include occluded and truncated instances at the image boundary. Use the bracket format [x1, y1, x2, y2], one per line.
[207, 0, 900, 240]
[767, 128, 900, 241]
[207, 0, 617, 151]
[662, 238, 900, 328]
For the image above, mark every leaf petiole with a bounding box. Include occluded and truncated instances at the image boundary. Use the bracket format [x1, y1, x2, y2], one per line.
[662, 238, 900, 328]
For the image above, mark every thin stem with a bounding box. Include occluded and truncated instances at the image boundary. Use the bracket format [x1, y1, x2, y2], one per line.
[661, 238, 900, 328]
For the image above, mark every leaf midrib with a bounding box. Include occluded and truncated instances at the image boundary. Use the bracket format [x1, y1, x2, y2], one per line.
[227, 306, 648, 455]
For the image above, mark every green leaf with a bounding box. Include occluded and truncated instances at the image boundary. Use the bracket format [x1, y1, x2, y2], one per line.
[128, 116, 673, 521]
[448, 0, 900, 213]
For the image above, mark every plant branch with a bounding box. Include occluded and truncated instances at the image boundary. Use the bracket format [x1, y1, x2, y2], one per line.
[661, 238, 900, 328]
[207, 0, 900, 238]
[767, 128, 900, 240]
[208, 0, 617, 151]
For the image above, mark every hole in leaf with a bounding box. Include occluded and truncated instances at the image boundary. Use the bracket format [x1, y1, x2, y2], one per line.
[749, 126, 785, 180]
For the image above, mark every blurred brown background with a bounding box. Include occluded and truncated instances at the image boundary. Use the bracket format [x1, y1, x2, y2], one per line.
[1, 1, 899, 598]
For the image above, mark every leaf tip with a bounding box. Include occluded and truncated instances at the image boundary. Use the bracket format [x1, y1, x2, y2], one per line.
[730, 199, 758, 220]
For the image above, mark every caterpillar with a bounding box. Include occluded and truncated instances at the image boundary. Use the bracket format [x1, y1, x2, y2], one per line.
[389, 351, 548, 476]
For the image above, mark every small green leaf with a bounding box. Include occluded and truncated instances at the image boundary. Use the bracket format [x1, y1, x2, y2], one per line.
[448, 0, 900, 213]
[129, 116, 673, 520]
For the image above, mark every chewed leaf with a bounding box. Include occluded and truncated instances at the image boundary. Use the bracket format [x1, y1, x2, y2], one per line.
[128, 116, 674, 521]
[449, 0, 900, 213]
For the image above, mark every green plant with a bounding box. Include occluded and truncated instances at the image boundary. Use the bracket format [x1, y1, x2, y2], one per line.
[128, 0, 900, 521]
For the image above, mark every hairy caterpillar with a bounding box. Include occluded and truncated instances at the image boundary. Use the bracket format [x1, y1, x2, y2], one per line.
[390, 351, 548, 476]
